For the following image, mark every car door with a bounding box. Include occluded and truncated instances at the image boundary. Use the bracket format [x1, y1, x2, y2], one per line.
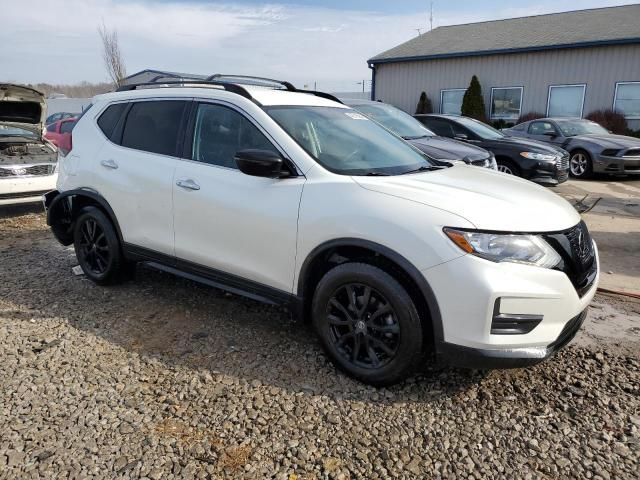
[527, 121, 563, 145]
[93, 99, 189, 257]
[172, 101, 305, 293]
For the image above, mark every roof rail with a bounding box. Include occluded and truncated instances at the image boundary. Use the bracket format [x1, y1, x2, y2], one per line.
[206, 74, 296, 91]
[115, 77, 343, 105]
[206, 74, 342, 104]
[115, 80, 253, 100]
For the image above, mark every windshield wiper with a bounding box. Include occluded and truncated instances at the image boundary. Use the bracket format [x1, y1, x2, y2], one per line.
[401, 165, 446, 175]
[364, 171, 391, 176]
[402, 135, 431, 140]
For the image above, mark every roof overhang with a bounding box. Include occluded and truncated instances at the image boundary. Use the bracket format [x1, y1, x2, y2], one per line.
[368, 37, 640, 65]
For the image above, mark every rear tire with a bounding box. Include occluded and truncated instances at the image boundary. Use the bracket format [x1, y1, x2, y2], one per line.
[569, 149, 593, 179]
[73, 207, 131, 285]
[312, 263, 424, 386]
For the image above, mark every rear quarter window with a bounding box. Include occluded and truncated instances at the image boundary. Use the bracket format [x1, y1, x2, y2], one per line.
[121, 100, 187, 156]
[97, 103, 126, 139]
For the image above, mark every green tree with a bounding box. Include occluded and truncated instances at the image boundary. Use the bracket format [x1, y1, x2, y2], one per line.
[461, 75, 486, 121]
[415, 91, 433, 114]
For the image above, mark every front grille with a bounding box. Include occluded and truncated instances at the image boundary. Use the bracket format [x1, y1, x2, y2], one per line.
[0, 164, 55, 178]
[543, 221, 597, 297]
[556, 153, 569, 170]
[623, 148, 640, 157]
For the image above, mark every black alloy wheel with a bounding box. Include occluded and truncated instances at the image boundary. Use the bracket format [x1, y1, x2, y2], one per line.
[77, 217, 111, 275]
[312, 263, 424, 386]
[73, 207, 132, 285]
[326, 283, 400, 369]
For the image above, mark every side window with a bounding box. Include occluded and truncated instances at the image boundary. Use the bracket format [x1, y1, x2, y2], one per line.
[60, 120, 76, 134]
[528, 121, 556, 135]
[97, 103, 126, 139]
[46, 123, 57, 133]
[121, 100, 187, 156]
[450, 122, 471, 138]
[425, 119, 454, 137]
[191, 103, 278, 169]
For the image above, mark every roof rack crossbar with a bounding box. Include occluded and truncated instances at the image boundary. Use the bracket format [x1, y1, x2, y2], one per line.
[115, 80, 254, 101]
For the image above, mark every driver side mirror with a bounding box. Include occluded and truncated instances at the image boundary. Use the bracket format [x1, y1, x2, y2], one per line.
[454, 133, 468, 140]
[235, 149, 286, 178]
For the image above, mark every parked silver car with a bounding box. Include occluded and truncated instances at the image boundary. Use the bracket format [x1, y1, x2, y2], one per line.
[503, 118, 640, 178]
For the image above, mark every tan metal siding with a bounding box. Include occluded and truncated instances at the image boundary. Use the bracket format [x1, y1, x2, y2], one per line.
[374, 44, 640, 120]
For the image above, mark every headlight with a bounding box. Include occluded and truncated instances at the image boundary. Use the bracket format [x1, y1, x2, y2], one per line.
[489, 154, 498, 170]
[520, 152, 557, 162]
[444, 228, 561, 268]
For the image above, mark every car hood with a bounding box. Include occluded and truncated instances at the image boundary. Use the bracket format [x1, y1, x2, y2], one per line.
[407, 136, 489, 161]
[0, 84, 46, 136]
[569, 134, 640, 149]
[353, 165, 580, 232]
[488, 136, 565, 153]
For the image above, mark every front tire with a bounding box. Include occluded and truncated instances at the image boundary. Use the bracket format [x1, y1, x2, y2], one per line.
[569, 150, 593, 178]
[73, 207, 130, 285]
[312, 263, 424, 386]
[496, 159, 520, 177]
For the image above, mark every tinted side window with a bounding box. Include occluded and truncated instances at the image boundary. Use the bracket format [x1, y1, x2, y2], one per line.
[191, 103, 277, 168]
[46, 123, 57, 133]
[425, 119, 454, 137]
[60, 120, 76, 134]
[528, 121, 556, 135]
[97, 103, 126, 139]
[121, 101, 187, 156]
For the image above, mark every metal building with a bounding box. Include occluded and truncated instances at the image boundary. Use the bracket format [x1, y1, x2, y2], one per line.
[368, 5, 640, 128]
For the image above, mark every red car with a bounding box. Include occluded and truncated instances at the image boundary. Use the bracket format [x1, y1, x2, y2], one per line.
[44, 117, 77, 152]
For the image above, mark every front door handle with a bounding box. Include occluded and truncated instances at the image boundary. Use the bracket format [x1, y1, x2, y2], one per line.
[176, 179, 200, 191]
[100, 159, 118, 169]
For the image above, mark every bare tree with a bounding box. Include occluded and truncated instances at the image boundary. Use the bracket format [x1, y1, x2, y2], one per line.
[98, 22, 127, 88]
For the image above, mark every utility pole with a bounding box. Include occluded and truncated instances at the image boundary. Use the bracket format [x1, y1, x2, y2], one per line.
[430, 1, 434, 31]
[415, 28, 422, 36]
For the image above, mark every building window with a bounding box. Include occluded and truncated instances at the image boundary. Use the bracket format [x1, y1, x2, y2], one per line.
[547, 84, 586, 118]
[440, 89, 465, 115]
[614, 82, 640, 119]
[490, 87, 523, 120]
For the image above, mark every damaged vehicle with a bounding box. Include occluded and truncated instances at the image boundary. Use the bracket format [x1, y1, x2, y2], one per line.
[0, 84, 58, 205]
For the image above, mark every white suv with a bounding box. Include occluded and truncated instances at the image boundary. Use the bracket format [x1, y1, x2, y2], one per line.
[44, 77, 599, 385]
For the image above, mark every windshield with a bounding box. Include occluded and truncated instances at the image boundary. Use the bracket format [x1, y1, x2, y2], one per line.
[266, 106, 436, 175]
[556, 120, 608, 137]
[352, 103, 435, 139]
[0, 125, 37, 138]
[454, 116, 505, 140]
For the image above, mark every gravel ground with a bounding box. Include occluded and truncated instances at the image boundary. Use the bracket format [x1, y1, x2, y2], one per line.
[0, 207, 639, 479]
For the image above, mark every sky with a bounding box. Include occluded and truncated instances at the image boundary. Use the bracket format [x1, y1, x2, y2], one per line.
[1, 0, 636, 91]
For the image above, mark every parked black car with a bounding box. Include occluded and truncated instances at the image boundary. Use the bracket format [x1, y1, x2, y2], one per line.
[503, 118, 640, 178]
[414, 114, 569, 186]
[342, 100, 497, 169]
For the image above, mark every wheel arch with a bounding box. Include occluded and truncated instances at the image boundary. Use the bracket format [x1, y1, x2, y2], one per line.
[296, 238, 443, 347]
[47, 189, 124, 246]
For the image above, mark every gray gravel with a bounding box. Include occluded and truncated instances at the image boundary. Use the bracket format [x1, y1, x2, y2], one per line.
[1, 207, 639, 479]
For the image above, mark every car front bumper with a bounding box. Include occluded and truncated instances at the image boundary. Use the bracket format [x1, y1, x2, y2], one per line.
[0, 173, 58, 206]
[422, 242, 599, 369]
[594, 154, 640, 175]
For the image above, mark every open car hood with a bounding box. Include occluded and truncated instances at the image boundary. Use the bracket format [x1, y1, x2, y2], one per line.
[0, 84, 46, 137]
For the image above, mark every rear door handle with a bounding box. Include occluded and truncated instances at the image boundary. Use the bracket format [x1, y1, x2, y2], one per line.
[100, 159, 118, 169]
[176, 179, 200, 191]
